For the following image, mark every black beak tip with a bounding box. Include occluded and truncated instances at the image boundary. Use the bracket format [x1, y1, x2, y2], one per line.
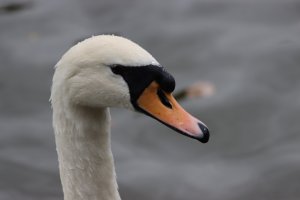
[198, 123, 210, 143]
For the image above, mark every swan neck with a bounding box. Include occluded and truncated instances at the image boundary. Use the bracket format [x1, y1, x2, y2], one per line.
[53, 106, 120, 200]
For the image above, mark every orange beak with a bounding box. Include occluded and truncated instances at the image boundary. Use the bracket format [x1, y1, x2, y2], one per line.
[137, 81, 209, 143]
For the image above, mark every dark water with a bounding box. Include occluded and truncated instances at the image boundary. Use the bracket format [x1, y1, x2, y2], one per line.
[1, 0, 300, 199]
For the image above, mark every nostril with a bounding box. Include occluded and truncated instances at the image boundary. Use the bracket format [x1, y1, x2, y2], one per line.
[198, 123, 210, 143]
[157, 88, 172, 109]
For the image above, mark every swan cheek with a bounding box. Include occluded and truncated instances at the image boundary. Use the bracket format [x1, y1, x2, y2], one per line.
[136, 82, 209, 143]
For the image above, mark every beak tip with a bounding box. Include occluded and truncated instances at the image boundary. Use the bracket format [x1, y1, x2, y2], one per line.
[198, 123, 210, 143]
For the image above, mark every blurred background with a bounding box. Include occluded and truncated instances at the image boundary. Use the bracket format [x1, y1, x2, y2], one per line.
[1, 0, 300, 199]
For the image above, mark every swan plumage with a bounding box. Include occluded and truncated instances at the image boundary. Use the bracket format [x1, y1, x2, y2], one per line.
[51, 35, 209, 200]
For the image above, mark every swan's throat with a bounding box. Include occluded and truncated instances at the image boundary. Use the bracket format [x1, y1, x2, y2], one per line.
[53, 106, 121, 200]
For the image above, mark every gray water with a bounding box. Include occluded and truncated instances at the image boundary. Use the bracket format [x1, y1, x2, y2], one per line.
[1, 0, 300, 199]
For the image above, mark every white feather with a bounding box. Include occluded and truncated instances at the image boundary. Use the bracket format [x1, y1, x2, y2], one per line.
[51, 35, 160, 200]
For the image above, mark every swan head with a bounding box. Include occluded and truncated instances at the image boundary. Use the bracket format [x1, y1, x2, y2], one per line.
[51, 35, 209, 143]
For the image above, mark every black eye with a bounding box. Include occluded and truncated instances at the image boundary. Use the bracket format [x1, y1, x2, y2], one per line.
[157, 88, 172, 109]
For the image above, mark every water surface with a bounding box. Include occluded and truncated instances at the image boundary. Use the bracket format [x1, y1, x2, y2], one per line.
[0, 0, 300, 199]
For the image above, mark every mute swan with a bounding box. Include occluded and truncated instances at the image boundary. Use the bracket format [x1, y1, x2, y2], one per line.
[50, 35, 209, 200]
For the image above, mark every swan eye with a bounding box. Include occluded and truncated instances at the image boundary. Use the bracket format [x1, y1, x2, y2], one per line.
[157, 88, 172, 109]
